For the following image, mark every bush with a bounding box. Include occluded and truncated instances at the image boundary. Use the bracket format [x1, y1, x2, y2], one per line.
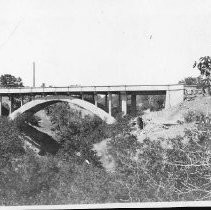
[0, 117, 26, 205]
[0, 116, 25, 159]
[107, 115, 211, 202]
[184, 110, 205, 123]
[51, 162, 118, 204]
[0, 152, 58, 205]
[45, 103, 107, 166]
[0, 143, 118, 205]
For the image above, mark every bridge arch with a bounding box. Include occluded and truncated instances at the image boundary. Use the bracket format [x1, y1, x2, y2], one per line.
[9, 98, 116, 124]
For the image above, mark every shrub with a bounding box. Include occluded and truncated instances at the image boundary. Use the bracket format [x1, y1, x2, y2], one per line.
[0, 116, 25, 159]
[45, 103, 107, 166]
[107, 115, 211, 202]
[55, 162, 118, 204]
[0, 117, 26, 205]
[184, 110, 205, 123]
[31, 158, 121, 205]
[0, 152, 61, 205]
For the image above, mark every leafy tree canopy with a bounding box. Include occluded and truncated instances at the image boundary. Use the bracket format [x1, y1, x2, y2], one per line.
[193, 56, 211, 95]
[193, 56, 211, 78]
[178, 76, 205, 86]
[0, 74, 23, 87]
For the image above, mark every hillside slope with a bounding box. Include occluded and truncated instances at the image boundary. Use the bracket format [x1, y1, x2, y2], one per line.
[132, 95, 211, 144]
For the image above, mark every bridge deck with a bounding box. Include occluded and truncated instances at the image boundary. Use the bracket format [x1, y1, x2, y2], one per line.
[0, 84, 184, 95]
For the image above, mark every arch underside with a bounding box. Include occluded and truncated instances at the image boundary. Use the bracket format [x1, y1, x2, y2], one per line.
[9, 98, 116, 124]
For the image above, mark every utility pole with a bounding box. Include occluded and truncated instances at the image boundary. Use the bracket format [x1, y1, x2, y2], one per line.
[33, 61, 35, 87]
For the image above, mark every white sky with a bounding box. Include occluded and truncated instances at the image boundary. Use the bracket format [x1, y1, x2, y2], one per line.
[0, 0, 210, 87]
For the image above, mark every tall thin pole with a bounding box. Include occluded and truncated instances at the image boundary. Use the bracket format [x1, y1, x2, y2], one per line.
[33, 62, 35, 87]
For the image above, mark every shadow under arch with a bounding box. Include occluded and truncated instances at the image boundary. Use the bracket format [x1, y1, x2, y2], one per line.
[20, 122, 60, 155]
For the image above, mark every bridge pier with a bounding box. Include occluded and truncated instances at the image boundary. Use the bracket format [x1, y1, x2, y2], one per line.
[20, 95, 24, 106]
[105, 94, 108, 110]
[8, 95, 15, 114]
[131, 93, 136, 115]
[121, 91, 127, 115]
[165, 90, 171, 109]
[108, 93, 112, 116]
[118, 93, 121, 111]
[94, 93, 98, 106]
[104, 94, 108, 112]
[81, 93, 85, 100]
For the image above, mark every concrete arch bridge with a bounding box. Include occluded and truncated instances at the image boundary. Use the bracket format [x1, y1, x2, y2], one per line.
[9, 97, 116, 124]
[0, 84, 186, 118]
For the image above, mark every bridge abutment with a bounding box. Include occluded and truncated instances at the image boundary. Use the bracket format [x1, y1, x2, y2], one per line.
[165, 86, 184, 109]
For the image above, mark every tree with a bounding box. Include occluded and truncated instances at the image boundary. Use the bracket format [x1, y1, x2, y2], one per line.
[193, 56, 211, 95]
[178, 77, 198, 85]
[0, 74, 24, 114]
[149, 95, 165, 111]
[0, 74, 23, 87]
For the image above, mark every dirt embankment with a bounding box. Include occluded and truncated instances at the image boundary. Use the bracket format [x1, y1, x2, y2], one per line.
[131, 95, 211, 145]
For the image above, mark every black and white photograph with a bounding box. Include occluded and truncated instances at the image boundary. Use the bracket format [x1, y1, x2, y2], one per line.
[0, 0, 211, 209]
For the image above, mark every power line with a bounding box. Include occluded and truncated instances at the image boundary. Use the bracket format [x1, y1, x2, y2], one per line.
[0, 17, 24, 50]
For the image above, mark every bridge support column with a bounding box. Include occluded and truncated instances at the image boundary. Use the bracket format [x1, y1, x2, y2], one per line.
[121, 91, 127, 115]
[94, 93, 98, 107]
[131, 93, 136, 115]
[9, 96, 14, 114]
[118, 93, 121, 111]
[92, 93, 95, 104]
[165, 90, 171, 109]
[105, 94, 108, 106]
[81, 93, 85, 100]
[108, 93, 112, 116]
[20, 95, 24, 106]
[104, 94, 108, 112]
[0, 96, 2, 116]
